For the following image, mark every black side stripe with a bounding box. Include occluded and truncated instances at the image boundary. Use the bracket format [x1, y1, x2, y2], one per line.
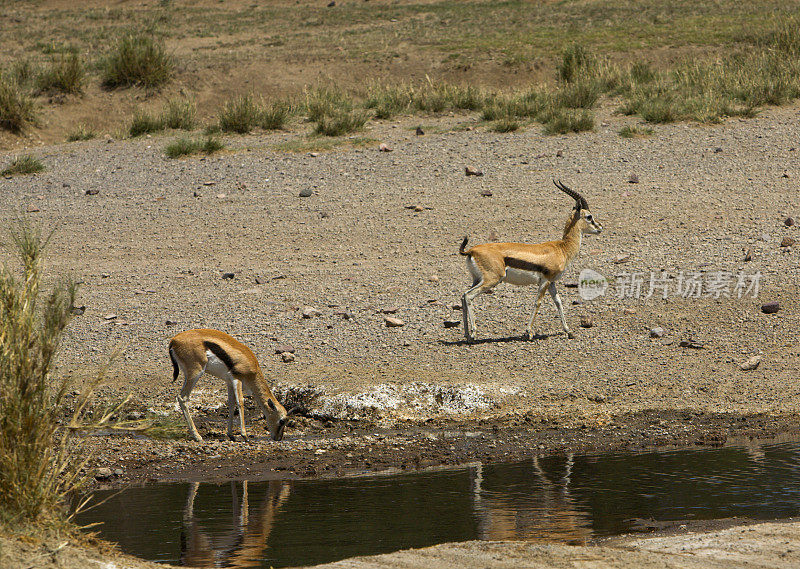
[204, 340, 236, 372]
[505, 257, 548, 274]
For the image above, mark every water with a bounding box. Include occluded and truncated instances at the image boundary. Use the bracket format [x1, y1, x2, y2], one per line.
[75, 441, 800, 568]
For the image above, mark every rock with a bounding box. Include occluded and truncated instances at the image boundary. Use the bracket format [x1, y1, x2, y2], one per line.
[85, 188, 100, 195]
[413, 205, 424, 212]
[327, 0, 335, 6]
[785, 217, 795, 227]
[428, 275, 439, 283]
[95, 467, 113, 480]
[556, 150, 563, 157]
[113, 468, 124, 476]
[221, 272, 235, 279]
[782, 171, 791, 179]
[275, 344, 295, 354]
[488, 230, 500, 242]
[739, 355, 762, 371]
[378, 143, 392, 152]
[415, 126, 425, 136]
[443, 320, 460, 328]
[614, 253, 632, 264]
[165, 319, 177, 326]
[678, 339, 705, 349]
[780, 236, 795, 247]
[302, 307, 322, 318]
[103, 314, 117, 320]
[26, 205, 40, 213]
[743, 248, 752, 262]
[588, 394, 606, 403]
[465, 166, 483, 176]
[649, 327, 665, 338]
[761, 233, 771, 242]
[380, 306, 398, 314]
[761, 301, 780, 314]
[622, 307, 636, 315]
[384, 316, 405, 327]
[70, 305, 86, 315]
[280, 351, 295, 363]
[579, 315, 593, 328]
[216, 193, 227, 199]
[714, 147, 723, 153]
[299, 188, 313, 197]
[627, 172, 639, 184]
[480, 189, 493, 197]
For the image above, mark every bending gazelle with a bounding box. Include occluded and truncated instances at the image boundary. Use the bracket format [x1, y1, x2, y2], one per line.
[459, 180, 602, 342]
[169, 329, 291, 441]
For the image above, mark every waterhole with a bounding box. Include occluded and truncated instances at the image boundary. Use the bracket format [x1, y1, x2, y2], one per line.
[76, 441, 800, 568]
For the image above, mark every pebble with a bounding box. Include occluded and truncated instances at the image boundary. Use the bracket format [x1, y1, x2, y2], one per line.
[415, 126, 424, 135]
[614, 253, 632, 264]
[678, 339, 705, 349]
[579, 315, 593, 328]
[622, 308, 636, 315]
[275, 344, 295, 354]
[221, 272, 235, 279]
[465, 166, 483, 176]
[443, 320, 460, 328]
[627, 172, 639, 184]
[95, 467, 113, 480]
[384, 316, 405, 327]
[378, 143, 392, 152]
[280, 351, 295, 363]
[786, 217, 795, 227]
[761, 301, 780, 314]
[302, 307, 322, 318]
[85, 188, 100, 195]
[299, 188, 313, 197]
[480, 189, 493, 197]
[780, 236, 795, 247]
[739, 355, 762, 371]
[650, 327, 665, 338]
[379, 306, 398, 314]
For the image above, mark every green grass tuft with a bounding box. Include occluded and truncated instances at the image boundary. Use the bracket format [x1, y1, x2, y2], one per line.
[619, 125, 654, 138]
[160, 97, 196, 130]
[542, 108, 595, 135]
[66, 124, 96, 142]
[128, 110, 164, 137]
[165, 136, 224, 158]
[313, 108, 369, 136]
[35, 53, 85, 95]
[0, 75, 38, 133]
[218, 94, 262, 134]
[102, 34, 172, 90]
[1, 155, 45, 176]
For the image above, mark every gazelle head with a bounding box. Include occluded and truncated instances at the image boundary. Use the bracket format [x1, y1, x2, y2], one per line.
[554, 179, 602, 235]
[266, 397, 289, 441]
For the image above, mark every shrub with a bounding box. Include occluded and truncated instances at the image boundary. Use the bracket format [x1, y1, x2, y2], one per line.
[491, 116, 520, 133]
[0, 224, 86, 527]
[165, 136, 223, 158]
[313, 108, 369, 136]
[260, 100, 291, 130]
[414, 81, 485, 113]
[35, 53, 85, 95]
[218, 94, 262, 134]
[0, 75, 38, 133]
[305, 85, 353, 122]
[365, 83, 414, 119]
[542, 108, 595, 135]
[66, 124, 96, 142]
[128, 110, 164, 137]
[1, 155, 45, 176]
[558, 44, 596, 83]
[160, 97, 196, 130]
[553, 79, 601, 109]
[102, 34, 172, 89]
[619, 125, 654, 138]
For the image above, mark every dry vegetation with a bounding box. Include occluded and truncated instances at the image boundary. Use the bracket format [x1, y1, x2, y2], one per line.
[1, 1, 800, 148]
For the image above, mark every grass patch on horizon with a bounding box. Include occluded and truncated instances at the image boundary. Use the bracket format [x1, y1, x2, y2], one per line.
[1, 155, 45, 176]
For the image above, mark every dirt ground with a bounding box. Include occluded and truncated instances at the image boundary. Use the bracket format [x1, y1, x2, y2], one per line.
[1, 98, 799, 567]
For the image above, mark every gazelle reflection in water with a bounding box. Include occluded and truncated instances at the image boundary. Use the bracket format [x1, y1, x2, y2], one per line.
[179, 480, 291, 568]
[470, 454, 593, 544]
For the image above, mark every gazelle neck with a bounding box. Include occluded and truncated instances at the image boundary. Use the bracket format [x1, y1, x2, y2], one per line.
[561, 210, 583, 261]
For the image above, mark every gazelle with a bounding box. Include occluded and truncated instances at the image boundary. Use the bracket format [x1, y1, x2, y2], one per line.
[169, 328, 290, 442]
[459, 180, 602, 342]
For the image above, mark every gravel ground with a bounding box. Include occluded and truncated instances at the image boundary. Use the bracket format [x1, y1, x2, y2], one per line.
[1, 102, 799, 484]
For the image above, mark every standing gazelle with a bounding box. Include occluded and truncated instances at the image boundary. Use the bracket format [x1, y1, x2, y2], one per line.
[169, 329, 290, 442]
[459, 180, 602, 342]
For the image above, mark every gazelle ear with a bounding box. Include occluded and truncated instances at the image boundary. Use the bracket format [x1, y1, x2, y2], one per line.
[267, 399, 276, 411]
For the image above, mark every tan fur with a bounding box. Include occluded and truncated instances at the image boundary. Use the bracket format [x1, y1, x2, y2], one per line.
[461, 190, 601, 342]
[169, 329, 288, 441]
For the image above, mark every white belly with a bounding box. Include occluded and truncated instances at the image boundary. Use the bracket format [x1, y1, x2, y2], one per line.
[502, 267, 544, 286]
[204, 351, 235, 381]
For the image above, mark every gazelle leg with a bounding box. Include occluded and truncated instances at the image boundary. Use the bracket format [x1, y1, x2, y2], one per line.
[526, 281, 551, 339]
[549, 282, 573, 338]
[462, 276, 500, 343]
[226, 379, 247, 440]
[177, 368, 205, 442]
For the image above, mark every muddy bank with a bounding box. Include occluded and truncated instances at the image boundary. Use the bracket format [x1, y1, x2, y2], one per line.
[83, 408, 800, 488]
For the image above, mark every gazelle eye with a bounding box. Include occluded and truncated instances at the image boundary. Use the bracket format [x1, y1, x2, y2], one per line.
[586, 214, 593, 221]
